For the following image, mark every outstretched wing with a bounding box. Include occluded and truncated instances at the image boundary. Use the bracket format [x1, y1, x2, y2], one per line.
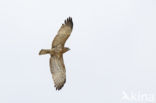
[49, 55, 66, 90]
[52, 17, 73, 48]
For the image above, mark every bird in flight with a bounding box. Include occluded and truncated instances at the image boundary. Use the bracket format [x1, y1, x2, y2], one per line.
[39, 17, 73, 90]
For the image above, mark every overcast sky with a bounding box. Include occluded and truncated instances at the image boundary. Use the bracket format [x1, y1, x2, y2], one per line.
[0, 0, 156, 103]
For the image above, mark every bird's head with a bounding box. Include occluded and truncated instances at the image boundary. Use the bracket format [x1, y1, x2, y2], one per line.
[63, 47, 70, 53]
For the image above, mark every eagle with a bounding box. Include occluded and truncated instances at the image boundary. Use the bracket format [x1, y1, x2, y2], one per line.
[39, 17, 73, 90]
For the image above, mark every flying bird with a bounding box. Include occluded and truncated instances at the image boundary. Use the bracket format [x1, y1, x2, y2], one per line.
[39, 17, 73, 90]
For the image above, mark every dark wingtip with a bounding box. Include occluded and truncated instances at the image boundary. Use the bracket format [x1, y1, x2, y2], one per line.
[64, 17, 73, 29]
[55, 84, 64, 90]
[55, 79, 66, 91]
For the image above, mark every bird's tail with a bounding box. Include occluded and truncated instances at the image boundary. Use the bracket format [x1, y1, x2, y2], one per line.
[39, 49, 51, 55]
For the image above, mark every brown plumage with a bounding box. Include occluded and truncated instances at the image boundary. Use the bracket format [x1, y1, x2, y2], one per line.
[39, 17, 73, 90]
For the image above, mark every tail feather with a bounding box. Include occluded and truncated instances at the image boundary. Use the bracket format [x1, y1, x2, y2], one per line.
[39, 49, 51, 55]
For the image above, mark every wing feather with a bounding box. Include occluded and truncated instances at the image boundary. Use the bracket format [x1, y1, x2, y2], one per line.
[49, 55, 66, 90]
[52, 17, 73, 48]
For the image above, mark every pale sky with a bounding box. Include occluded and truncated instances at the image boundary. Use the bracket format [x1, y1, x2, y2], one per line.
[0, 0, 156, 103]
